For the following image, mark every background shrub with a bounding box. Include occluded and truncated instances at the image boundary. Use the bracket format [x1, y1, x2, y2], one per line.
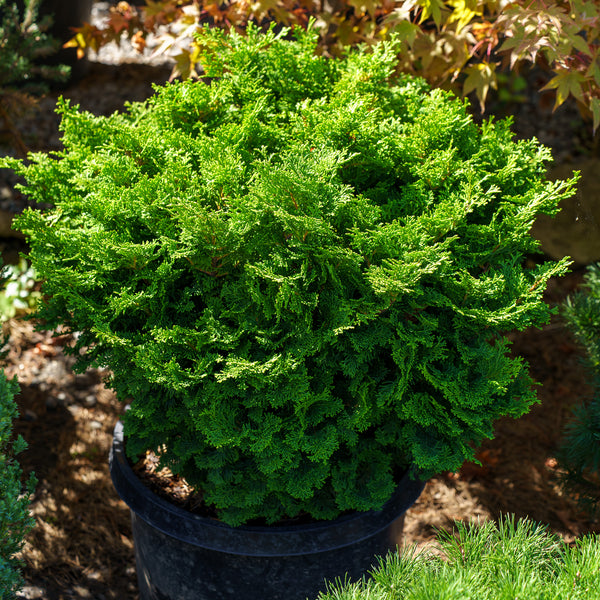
[560, 263, 600, 514]
[0, 0, 69, 156]
[0, 371, 35, 599]
[70, 0, 600, 129]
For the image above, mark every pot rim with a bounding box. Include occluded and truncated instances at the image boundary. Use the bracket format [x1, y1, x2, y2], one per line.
[109, 420, 425, 556]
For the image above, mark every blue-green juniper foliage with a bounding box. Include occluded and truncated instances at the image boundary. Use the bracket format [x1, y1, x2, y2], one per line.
[2, 25, 577, 525]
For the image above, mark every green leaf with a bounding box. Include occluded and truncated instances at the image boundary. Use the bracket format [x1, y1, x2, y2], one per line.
[591, 97, 600, 134]
[462, 61, 497, 111]
[586, 52, 600, 86]
[542, 69, 586, 109]
[446, 0, 482, 33]
[570, 32, 593, 57]
[418, 0, 447, 28]
[386, 19, 421, 45]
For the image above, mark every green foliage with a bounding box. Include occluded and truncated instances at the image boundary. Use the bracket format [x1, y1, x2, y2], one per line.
[3, 25, 577, 525]
[560, 263, 600, 513]
[317, 516, 600, 600]
[0, 0, 68, 91]
[0, 0, 70, 156]
[0, 372, 35, 599]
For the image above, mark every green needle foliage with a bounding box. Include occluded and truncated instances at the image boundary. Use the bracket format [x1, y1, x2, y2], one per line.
[0, 0, 70, 156]
[0, 372, 35, 599]
[0, 0, 68, 93]
[317, 516, 600, 600]
[2, 25, 578, 525]
[560, 263, 600, 514]
[0, 261, 35, 599]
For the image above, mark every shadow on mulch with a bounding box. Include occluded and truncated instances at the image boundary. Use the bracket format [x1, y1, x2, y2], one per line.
[6, 323, 136, 600]
[14, 397, 136, 598]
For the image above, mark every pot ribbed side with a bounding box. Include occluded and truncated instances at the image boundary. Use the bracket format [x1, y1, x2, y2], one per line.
[110, 420, 425, 600]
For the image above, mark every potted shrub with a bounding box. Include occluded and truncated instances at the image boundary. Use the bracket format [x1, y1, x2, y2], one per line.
[1, 24, 578, 600]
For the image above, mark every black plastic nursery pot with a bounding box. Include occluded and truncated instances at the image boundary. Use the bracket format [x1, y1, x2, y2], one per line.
[110, 421, 425, 600]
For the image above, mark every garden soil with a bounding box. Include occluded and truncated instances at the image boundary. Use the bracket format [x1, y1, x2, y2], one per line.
[3, 46, 600, 600]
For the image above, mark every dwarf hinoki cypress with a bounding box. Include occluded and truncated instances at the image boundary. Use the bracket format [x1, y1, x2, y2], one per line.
[3, 25, 577, 525]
